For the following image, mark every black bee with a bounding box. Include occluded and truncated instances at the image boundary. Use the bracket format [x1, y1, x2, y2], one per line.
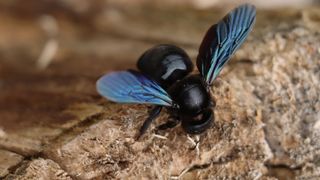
[97, 4, 256, 139]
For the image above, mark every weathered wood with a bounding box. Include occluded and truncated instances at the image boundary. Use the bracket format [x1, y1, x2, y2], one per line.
[5, 158, 72, 180]
[0, 1, 319, 179]
[0, 150, 23, 178]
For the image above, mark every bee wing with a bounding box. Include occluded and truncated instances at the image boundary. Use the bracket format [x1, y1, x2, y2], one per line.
[96, 70, 173, 106]
[196, 4, 256, 86]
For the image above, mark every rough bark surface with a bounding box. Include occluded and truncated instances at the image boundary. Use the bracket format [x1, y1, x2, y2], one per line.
[0, 1, 319, 179]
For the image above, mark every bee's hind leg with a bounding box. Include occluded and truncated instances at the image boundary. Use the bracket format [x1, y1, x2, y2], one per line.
[156, 115, 180, 131]
[136, 106, 162, 140]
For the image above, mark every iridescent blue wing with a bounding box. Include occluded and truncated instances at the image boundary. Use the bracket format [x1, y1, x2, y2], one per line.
[96, 70, 172, 106]
[196, 4, 256, 85]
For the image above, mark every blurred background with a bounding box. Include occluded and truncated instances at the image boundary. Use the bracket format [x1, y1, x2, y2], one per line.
[0, 0, 319, 70]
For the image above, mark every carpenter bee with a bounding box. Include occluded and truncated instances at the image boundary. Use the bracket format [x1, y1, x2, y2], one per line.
[96, 4, 256, 139]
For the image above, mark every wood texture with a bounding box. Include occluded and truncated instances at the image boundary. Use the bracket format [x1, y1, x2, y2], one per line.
[0, 1, 319, 179]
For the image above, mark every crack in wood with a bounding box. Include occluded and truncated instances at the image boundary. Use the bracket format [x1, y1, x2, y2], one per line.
[3, 111, 106, 179]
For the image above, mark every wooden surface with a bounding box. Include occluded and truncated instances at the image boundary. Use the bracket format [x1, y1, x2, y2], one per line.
[0, 1, 320, 179]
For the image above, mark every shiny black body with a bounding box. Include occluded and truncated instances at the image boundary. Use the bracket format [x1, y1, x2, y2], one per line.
[137, 45, 214, 136]
[168, 74, 214, 134]
[168, 75, 210, 116]
[137, 45, 193, 88]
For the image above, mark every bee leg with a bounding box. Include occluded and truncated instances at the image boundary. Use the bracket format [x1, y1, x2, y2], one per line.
[156, 116, 180, 131]
[136, 106, 162, 140]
